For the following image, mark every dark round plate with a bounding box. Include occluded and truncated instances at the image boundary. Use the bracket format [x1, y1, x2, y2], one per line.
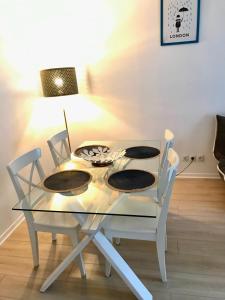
[74, 145, 110, 157]
[42, 170, 92, 195]
[106, 169, 155, 192]
[124, 146, 160, 159]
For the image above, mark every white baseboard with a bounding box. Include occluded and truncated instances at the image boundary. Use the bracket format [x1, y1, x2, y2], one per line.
[177, 172, 220, 179]
[0, 214, 25, 246]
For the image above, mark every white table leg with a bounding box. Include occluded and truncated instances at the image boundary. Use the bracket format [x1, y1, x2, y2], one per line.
[93, 232, 152, 300]
[40, 235, 92, 292]
[40, 230, 152, 300]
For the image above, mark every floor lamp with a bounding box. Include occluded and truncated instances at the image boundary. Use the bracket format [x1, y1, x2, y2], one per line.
[40, 67, 78, 153]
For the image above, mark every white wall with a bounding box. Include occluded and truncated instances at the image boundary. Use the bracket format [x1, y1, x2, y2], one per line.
[80, 0, 225, 177]
[0, 0, 225, 238]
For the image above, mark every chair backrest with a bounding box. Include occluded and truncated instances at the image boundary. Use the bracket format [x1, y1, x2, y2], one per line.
[157, 148, 179, 236]
[157, 129, 175, 199]
[213, 115, 225, 161]
[7, 148, 45, 201]
[47, 130, 70, 167]
[160, 129, 175, 174]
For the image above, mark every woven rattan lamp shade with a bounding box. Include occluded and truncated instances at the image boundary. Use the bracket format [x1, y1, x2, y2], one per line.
[40, 67, 78, 97]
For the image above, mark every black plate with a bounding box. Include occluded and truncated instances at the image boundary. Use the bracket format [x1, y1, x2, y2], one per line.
[42, 170, 92, 195]
[124, 146, 160, 159]
[74, 145, 110, 157]
[107, 169, 155, 192]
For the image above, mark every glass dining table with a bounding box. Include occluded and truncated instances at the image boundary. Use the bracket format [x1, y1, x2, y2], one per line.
[13, 140, 161, 300]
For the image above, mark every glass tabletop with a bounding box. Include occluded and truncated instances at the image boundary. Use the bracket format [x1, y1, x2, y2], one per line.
[12, 140, 161, 218]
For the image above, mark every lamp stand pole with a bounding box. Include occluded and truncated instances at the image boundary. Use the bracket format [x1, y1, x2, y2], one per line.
[63, 109, 72, 153]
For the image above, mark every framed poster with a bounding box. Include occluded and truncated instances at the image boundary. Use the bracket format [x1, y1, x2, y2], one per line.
[161, 0, 200, 46]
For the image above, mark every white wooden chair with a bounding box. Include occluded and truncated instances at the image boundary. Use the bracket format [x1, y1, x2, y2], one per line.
[159, 129, 175, 177]
[140, 129, 175, 201]
[47, 130, 70, 167]
[103, 148, 179, 282]
[155, 129, 175, 200]
[113, 129, 175, 248]
[7, 148, 86, 277]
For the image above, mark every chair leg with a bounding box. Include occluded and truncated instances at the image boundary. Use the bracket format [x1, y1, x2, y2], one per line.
[105, 235, 113, 277]
[156, 237, 167, 282]
[165, 234, 168, 252]
[28, 227, 39, 267]
[70, 232, 86, 278]
[52, 233, 57, 242]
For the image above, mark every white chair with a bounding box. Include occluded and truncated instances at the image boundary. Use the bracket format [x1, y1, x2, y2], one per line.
[7, 148, 86, 277]
[160, 129, 175, 176]
[145, 129, 175, 201]
[103, 148, 179, 282]
[139, 129, 175, 201]
[113, 129, 175, 248]
[156, 129, 175, 200]
[47, 130, 70, 167]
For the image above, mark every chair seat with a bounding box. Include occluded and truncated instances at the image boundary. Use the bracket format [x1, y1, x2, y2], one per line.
[104, 194, 160, 238]
[104, 215, 158, 235]
[34, 211, 79, 228]
[134, 185, 157, 201]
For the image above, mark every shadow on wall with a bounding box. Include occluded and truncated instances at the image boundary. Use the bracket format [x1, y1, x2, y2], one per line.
[0, 74, 33, 169]
[0, 62, 64, 187]
[0, 67, 36, 232]
[175, 114, 218, 171]
[66, 93, 143, 148]
[82, 24, 221, 175]
[83, 43, 154, 139]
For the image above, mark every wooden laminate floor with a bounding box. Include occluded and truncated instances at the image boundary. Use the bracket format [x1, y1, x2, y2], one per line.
[0, 178, 225, 300]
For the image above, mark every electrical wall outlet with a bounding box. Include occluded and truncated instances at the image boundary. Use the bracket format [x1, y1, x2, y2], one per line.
[198, 155, 205, 162]
[183, 155, 205, 163]
[183, 155, 190, 162]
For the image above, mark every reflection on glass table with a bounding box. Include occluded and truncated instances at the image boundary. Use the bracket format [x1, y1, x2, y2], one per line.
[12, 140, 162, 300]
[13, 140, 161, 219]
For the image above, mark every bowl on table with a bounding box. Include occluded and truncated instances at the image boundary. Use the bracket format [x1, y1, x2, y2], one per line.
[74, 145, 126, 167]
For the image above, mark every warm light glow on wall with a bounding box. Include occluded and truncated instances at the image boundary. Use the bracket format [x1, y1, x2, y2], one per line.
[26, 94, 104, 131]
[27, 98, 64, 133]
[64, 95, 103, 123]
[0, 0, 144, 148]
[0, 0, 120, 92]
